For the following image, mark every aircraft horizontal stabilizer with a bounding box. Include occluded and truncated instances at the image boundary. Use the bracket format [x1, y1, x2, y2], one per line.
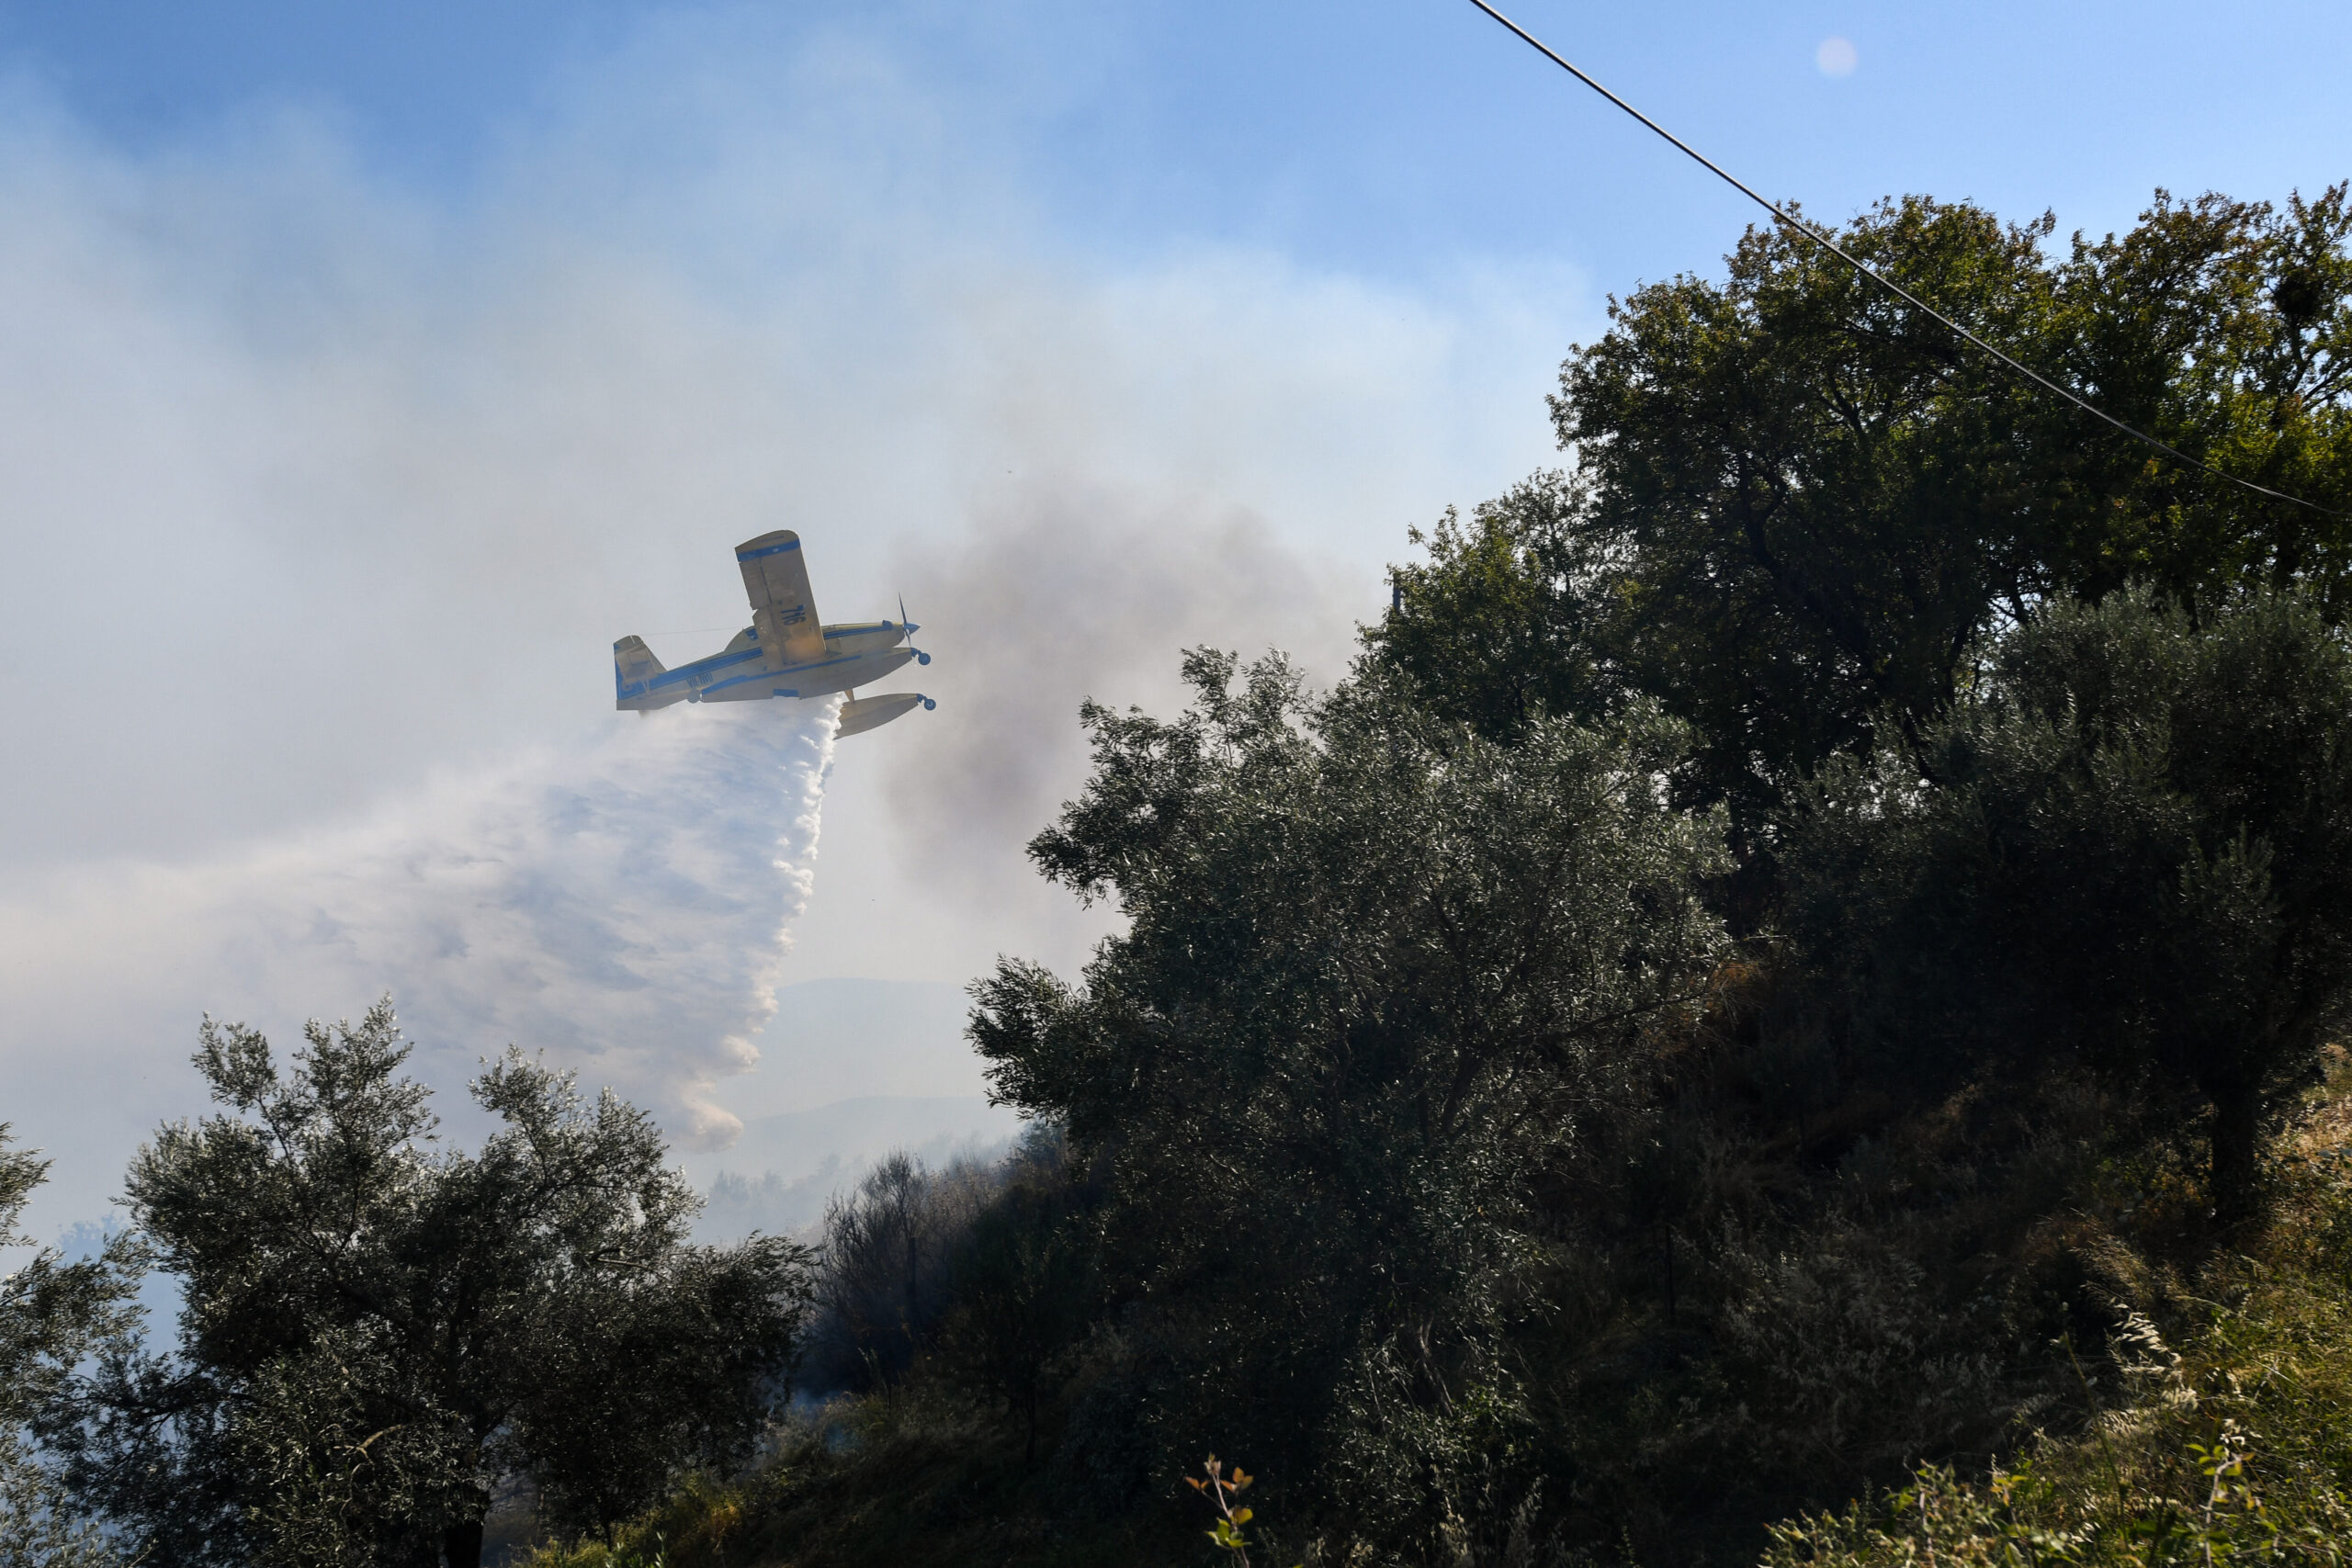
[835, 692, 933, 739]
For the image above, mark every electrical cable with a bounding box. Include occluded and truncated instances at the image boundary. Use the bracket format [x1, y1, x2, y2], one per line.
[1460, 0, 2346, 519]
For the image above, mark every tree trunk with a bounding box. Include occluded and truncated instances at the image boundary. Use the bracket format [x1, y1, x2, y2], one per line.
[2210, 1086, 2262, 1233]
[443, 1518, 484, 1568]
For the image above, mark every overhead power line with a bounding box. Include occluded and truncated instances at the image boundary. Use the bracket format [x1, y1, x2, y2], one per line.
[1460, 0, 2346, 520]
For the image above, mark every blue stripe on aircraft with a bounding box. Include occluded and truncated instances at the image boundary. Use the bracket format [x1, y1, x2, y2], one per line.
[643, 646, 764, 691]
[698, 647, 906, 696]
[636, 636, 906, 702]
[736, 538, 802, 560]
[769, 648, 889, 676]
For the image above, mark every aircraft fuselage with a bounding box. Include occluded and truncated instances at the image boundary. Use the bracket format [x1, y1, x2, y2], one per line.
[619, 621, 918, 709]
[613, 529, 934, 735]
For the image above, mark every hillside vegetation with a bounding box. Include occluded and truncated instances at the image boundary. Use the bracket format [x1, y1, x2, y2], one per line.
[516, 186, 2352, 1568]
[544, 1056, 2352, 1567]
[7, 185, 2352, 1566]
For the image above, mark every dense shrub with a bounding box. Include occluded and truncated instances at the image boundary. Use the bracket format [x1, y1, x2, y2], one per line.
[1786, 590, 2352, 1225]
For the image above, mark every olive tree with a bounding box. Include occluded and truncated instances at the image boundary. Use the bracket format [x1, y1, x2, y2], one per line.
[1376, 189, 2352, 859]
[0, 1128, 139, 1568]
[1787, 590, 2352, 1225]
[969, 651, 1727, 1518]
[61, 1001, 814, 1567]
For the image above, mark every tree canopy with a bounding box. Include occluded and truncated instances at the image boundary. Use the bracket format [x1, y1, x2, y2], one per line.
[924, 182, 2352, 1561]
[969, 651, 1726, 1525]
[59, 1001, 814, 1568]
[1374, 188, 2352, 852]
[1786, 588, 2352, 1224]
[0, 1129, 137, 1568]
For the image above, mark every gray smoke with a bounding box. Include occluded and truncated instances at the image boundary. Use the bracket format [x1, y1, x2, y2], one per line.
[0, 7, 1579, 1240]
[884, 481, 1367, 899]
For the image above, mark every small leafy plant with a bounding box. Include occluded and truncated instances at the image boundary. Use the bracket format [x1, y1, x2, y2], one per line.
[1189, 1454, 1297, 1568]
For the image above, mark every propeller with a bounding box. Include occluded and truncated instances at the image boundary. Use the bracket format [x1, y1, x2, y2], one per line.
[894, 594, 932, 664]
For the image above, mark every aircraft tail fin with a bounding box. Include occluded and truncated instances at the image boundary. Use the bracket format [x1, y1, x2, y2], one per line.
[614, 636, 675, 711]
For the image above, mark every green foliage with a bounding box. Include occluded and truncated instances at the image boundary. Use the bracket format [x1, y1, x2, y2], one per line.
[0, 1425, 119, 1568]
[2052, 189, 2352, 610]
[0, 1127, 137, 1567]
[58, 1000, 815, 1567]
[1767, 1073, 2352, 1564]
[517, 1390, 1182, 1568]
[1559, 195, 2069, 834]
[223, 1326, 476, 1568]
[1785, 589, 2352, 1224]
[1191, 1454, 1299, 1568]
[970, 649, 1728, 1529]
[1364, 471, 1624, 745]
[0, 1130, 141, 1436]
[1375, 188, 2352, 853]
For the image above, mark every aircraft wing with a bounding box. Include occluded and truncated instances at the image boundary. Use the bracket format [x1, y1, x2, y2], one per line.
[735, 530, 827, 668]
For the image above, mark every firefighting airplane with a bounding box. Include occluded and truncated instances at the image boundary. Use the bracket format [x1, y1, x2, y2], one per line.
[613, 530, 935, 739]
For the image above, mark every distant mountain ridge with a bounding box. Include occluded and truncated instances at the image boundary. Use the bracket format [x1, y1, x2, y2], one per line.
[718, 976, 987, 1120]
[691, 1095, 1023, 1240]
[686, 978, 1023, 1239]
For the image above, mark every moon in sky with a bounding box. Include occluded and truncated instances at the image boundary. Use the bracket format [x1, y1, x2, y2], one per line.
[1816, 36, 1859, 76]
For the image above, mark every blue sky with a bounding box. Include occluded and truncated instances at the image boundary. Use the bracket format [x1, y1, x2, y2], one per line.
[3, 0, 2347, 1230]
[10, 0, 2348, 296]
